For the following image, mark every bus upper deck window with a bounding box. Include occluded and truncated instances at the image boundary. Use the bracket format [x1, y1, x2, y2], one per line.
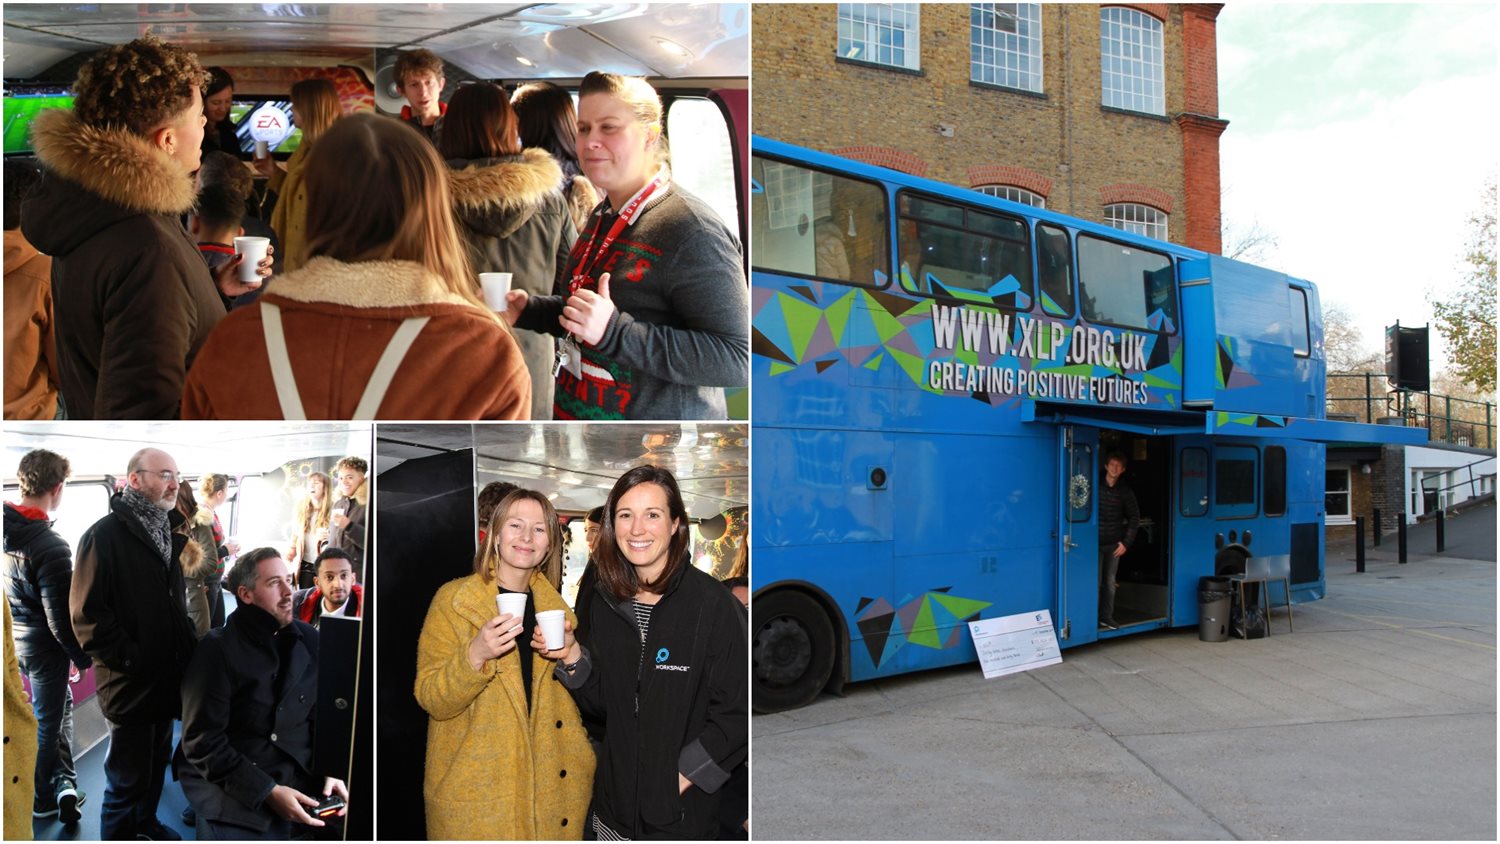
[751, 156, 887, 288]
[1077, 235, 1176, 333]
[896, 191, 1030, 308]
[1036, 224, 1075, 318]
[1289, 287, 1311, 357]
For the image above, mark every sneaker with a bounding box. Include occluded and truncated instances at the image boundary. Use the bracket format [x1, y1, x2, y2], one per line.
[56, 783, 85, 826]
[32, 798, 58, 819]
[180, 805, 197, 826]
[136, 818, 183, 841]
[1099, 620, 1119, 631]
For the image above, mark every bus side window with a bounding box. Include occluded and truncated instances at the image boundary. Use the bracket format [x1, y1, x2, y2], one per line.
[1264, 446, 1287, 517]
[1215, 445, 1259, 519]
[751, 156, 887, 288]
[897, 192, 1030, 308]
[1036, 224, 1074, 317]
[1077, 235, 1175, 333]
[1180, 447, 1209, 517]
[1289, 287, 1311, 357]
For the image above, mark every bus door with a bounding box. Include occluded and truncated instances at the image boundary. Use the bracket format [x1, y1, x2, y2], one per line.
[1056, 425, 1099, 645]
[1171, 436, 1218, 625]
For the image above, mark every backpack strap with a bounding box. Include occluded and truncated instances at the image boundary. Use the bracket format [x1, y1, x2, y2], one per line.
[351, 316, 431, 420]
[260, 302, 307, 420]
[262, 303, 430, 420]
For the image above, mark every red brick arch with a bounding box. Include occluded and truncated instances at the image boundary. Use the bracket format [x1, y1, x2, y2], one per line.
[967, 165, 1053, 198]
[1099, 184, 1174, 213]
[1103, 4, 1169, 23]
[830, 145, 928, 178]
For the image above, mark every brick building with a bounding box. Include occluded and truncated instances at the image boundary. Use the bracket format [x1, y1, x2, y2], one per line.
[752, 2, 1227, 252]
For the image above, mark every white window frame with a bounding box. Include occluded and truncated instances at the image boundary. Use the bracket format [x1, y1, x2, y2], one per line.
[1325, 466, 1353, 525]
[1104, 202, 1168, 240]
[970, 3, 1043, 93]
[978, 184, 1046, 208]
[1100, 7, 1165, 116]
[838, 3, 922, 71]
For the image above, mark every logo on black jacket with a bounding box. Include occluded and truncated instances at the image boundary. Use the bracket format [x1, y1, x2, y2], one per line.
[654, 646, 689, 672]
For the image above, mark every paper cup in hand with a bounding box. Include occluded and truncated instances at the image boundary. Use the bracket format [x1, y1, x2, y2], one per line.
[234, 236, 270, 284]
[254, 140, 269, 159]
[497, 593, 527, 632]
[536, 609, 566, 651]
[479, 273, 513, 311]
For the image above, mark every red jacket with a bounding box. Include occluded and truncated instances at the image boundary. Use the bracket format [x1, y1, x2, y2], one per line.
[295, 582, 363, 625]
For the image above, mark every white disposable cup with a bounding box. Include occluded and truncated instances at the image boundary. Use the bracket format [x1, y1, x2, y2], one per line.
[332, 507, 346, 520]
[496, 593, 527, 631]
[536, 609, 566, 650]
[254, 140, 269, 159]
[479, 273, 513, 311]
[234, 236, 270, 284]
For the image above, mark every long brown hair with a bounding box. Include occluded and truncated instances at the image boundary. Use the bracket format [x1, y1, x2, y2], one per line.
[472, 488, 563, 590]
[302, 113, 491, 318]
[294, 471, 332, 532]
[437, 82, 521, 161]
[175, 482, 200, 523]
[290, 78, 341, 143]
[594, 465, 690, 600]
[511, 81, 581, 173]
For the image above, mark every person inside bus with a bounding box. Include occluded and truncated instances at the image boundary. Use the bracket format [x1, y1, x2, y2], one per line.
[293, 547, 363, 628]
[327, 457, 368, 576]
[1098, 451, 1140, 631]
[254, 78, 342, 273]
[200, 67, 239, 156]
[71, 447, 199, 840]
[4, 449, 92, 826]
[180, 113, 531, 420]
[193, 150, 283, 307]
[511, 80, 600, 233]
[476, 481, 519, 545]
[176, 547, 349, 840]
[198, 474, 238, 630]
[4, 158, 61, 421]
[539, 465, 748, 840]
[20, 34, 271, 420]
[394, 48, 447, 143]
[506, 72, 749, 421]
[440, 81, 577, 420]
[414, 488, 593, 839]
[174, 483, 219, 639]
[287, 471, 332, 588]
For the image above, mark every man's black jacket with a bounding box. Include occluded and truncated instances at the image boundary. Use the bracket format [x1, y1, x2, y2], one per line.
[3, 502, 91, 667]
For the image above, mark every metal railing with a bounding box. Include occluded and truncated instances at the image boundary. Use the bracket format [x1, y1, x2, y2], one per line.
[1327, 373, 1495, 450]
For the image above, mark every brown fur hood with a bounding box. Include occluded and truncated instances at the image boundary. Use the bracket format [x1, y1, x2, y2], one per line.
[445, 148, 565, 239]
[27, 108, 197, 216]
[266, 256, 479, 310]
[178, 537, 210, 579]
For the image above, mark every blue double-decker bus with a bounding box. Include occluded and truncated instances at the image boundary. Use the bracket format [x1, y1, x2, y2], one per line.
[749, 137, 1425, 712]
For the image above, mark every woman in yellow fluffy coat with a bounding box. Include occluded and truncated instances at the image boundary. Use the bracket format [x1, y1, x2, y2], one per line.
[415, 489, 593, 840]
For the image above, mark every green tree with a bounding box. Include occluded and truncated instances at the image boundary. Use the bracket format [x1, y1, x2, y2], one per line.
[1431, 178, 1496, 393]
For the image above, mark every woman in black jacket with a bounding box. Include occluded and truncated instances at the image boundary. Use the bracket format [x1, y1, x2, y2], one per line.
[535, 465, 748, 840]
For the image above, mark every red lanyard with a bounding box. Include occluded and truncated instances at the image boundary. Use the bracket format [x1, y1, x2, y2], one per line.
[567, 174, 666, 293]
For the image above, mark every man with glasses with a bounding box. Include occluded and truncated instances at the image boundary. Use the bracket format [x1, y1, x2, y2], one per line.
[71, 447, 199, 840]
[326, 457, 367, 577]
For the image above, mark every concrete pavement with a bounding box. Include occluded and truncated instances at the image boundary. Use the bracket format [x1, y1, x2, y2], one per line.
[752, 505, 1497, 840]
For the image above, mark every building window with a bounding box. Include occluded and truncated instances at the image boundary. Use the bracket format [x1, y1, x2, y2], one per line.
[970, 3, 1043, 93]
[839, 3, 921, 71]
[1103, 202, 1168, 241]
[1100, 7, 1165, 116]
[977, 184, 1045, 208]
[1325, 467, 1351, 522]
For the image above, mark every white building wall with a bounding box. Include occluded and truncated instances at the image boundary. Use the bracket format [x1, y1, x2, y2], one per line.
[1402, 446, 1495, 522]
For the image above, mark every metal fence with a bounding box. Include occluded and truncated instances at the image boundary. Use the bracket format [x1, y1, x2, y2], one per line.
[1327, 373, 1495, 450]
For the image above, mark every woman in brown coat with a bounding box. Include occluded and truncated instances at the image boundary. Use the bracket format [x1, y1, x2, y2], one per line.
[173, 484, 217, 638]
[415, 489, 593, 840]
[182, 112, 530, 420]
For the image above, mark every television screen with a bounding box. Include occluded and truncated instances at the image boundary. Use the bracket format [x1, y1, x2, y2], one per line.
[3, 92, 74, 155]
[227, 98, 303, 156]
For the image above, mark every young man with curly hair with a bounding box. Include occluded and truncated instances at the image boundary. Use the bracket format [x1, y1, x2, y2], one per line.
[393, 48, 447, 142]
[327, 457, 368, 575]
[20, 34, 271, 420]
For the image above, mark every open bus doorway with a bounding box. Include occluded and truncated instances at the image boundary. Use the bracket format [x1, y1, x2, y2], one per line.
[1097, 432, 1174, 636]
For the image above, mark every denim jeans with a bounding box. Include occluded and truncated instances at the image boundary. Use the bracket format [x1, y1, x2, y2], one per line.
[16, 644, 77, 803]
[100, 717, 173, 839]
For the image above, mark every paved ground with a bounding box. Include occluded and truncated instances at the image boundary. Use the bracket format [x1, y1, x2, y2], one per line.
[752, 504, 1497, 840]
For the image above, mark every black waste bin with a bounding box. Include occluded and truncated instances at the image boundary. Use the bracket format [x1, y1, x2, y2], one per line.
[1198, 575, 1231, 642]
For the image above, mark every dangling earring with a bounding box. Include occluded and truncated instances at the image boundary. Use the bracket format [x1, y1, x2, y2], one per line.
[847, 209, 856, 237]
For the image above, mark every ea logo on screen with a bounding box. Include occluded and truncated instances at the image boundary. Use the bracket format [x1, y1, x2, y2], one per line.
[655, 647, 670, 664]
[248, 103, 292, 148]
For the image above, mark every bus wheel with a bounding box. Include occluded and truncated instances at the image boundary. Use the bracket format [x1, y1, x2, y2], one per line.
[753, 589, 834, 712]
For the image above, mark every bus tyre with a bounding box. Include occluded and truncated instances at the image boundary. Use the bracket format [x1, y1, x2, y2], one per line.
[753, 589, 834, 712]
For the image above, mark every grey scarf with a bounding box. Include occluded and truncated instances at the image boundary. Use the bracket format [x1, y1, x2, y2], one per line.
[120, 487, 172, 564]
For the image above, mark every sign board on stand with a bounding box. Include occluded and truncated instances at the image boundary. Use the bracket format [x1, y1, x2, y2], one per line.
[969, 609, 1063, 680]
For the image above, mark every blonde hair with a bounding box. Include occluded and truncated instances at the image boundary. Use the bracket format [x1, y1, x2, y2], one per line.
[295, 471, 332, 534]
[290, 78, 342, 143]
[73, 33, 206, 135]
[578, 71, 669, 169]
[472, 489, 563, 590]
[198, 473, 230, 499]
[302, 113, 497, 323]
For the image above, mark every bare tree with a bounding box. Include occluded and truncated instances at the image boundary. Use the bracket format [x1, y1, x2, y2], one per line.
[1221, 216, 1280, 264]
[1323, 302, 1381, 372]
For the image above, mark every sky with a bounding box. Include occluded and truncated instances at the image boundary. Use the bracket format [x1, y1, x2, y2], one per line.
[1216, 2, 1498, 376]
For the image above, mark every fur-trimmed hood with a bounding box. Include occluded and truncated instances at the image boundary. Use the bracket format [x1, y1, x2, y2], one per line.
[446, 148, 565, 239]
[178, 537, 209, 579]
[266, 256, 478, 310]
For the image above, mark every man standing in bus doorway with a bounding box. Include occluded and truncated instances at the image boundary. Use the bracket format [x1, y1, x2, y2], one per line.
[1098, 451, 1140, 631]
[393, 48, 447, 143]
[71, 447, 198, 840]
[4, 449, 93, 826]
[326, 457, 367, 577]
